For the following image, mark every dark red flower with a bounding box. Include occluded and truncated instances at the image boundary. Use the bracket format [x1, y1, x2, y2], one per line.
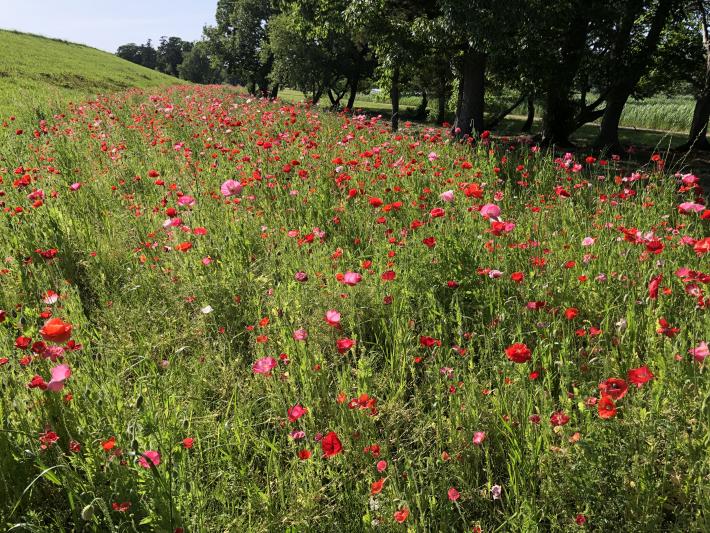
[321, 431, 343, 458]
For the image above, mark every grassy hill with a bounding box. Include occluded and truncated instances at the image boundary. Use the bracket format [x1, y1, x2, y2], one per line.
[0, 29, 179, 117]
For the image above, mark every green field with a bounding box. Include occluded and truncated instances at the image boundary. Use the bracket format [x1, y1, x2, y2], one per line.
[0, 30, 178, 117]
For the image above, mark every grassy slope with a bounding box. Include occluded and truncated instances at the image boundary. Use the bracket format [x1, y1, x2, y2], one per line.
[0, 29, 178, 117]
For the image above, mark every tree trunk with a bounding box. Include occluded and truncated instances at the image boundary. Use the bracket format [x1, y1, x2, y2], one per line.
[437, 92, 447, 124]
[346, 76, 359, 110]
[522, 95, 535, 133]
[415, 89, 428, 120]
[681, 92, 710, 150]
[679, 0, 710, 151]
[391, 65, 400, 132]
[454, 48, 486, 137]
[595, 88, 629, 153]
[541, 89, 577, 146]
[270, 84, 279, 99]
[594, 0, 674, 149]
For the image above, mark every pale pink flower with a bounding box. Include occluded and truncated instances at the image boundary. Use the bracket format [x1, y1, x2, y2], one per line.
[678, 202, 705, 214]
[177, 195, 195, 207]
[69, 182, 82, 191]
[582, 237, 595, 247]
[439, 190, 454, 202]
[220, 179, 243, 197]
[472, 431, 486, 445]
[46, 364, 71, 392]
[292, 328, 308, 341]
[43, 290, 59, 305]
[428, 152, 439, 162]
[324, 310, 341, 327]
[480, 204, 500, 220]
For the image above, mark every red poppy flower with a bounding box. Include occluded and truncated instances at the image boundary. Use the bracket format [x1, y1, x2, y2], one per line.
[39, 317, 72, 344]
[598, 395, 616, 419]
[505, 343, 531, 364]
[393, 507, 410, 523]
[599, 378, 628, 400]
[336, 338, 355, 354]
[550, 411, 570, 426]
[627, 366, 654, 387]
[371, 477, 385, 495]
[321, 431, 343, 458]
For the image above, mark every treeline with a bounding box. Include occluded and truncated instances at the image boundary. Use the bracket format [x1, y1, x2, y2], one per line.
[116, 37, 223, 85]
[198, 0, 710, 151]
[117, 1, 710, 151]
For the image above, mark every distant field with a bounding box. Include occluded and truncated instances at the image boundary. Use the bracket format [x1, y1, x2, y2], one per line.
[279, 89, 694, 149]
[0, 29, 178, 117]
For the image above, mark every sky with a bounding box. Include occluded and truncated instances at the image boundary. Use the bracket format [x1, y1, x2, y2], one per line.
[0, 0, 218, 52]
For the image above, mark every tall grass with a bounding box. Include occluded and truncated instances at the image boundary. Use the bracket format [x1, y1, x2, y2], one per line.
[0, 85, 708, 531]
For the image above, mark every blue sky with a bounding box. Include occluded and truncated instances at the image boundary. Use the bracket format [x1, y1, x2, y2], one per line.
[0, 0, 218, 52]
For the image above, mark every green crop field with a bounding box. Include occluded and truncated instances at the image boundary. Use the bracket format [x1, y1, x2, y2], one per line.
[0, 30, 178, 117]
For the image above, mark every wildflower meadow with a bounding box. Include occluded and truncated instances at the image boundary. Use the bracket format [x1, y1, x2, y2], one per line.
[0, 85, 708, 531]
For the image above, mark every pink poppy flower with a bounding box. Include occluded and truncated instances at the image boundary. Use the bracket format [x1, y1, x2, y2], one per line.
[581, 237, 595, 246]
[324, 310, 341, 327]
[287, 404, 308, 422]
[678, 202, 704, 214]
[69, 182, 82, 191]
[341, 272, 362, 286]
[177, 195, 195, 207]
[252, 357, 277, 375]
[448, 487, 460, 501]
[439, 190, 454, 202]
[292, 329, 308, 341]
[480, 204, 501, 220]
[220, 179, 243, 197]
[46, 364, 71, 392]
[472, 431, 486, 445]
[689, 342, 708, 363]
[138, 450, 161, 469]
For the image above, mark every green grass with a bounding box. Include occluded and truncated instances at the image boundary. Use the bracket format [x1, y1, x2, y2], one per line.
[0, 29, 179, 118]
[0, 85, 708, 531]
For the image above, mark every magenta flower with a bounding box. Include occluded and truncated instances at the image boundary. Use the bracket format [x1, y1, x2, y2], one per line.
[689, 342, 708, 363]
[341, 271, 362, 286]
[138, 450, 161, 469]
[252, 357, 277, 375]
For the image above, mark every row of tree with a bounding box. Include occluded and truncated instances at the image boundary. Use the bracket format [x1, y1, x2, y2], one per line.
[116, 37, 223, 85]
[200, 0, 710, 151]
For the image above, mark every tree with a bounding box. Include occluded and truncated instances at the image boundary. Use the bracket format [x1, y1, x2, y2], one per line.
[593, 0, 679, 151]
[157, 36, 193, 77]
[204, 0, 277, 95]
[179, 41, 223, 84]
[116, 40, 157, 69]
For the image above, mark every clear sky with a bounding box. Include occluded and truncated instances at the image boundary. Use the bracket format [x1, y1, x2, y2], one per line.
[0, 0, 218, 52]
